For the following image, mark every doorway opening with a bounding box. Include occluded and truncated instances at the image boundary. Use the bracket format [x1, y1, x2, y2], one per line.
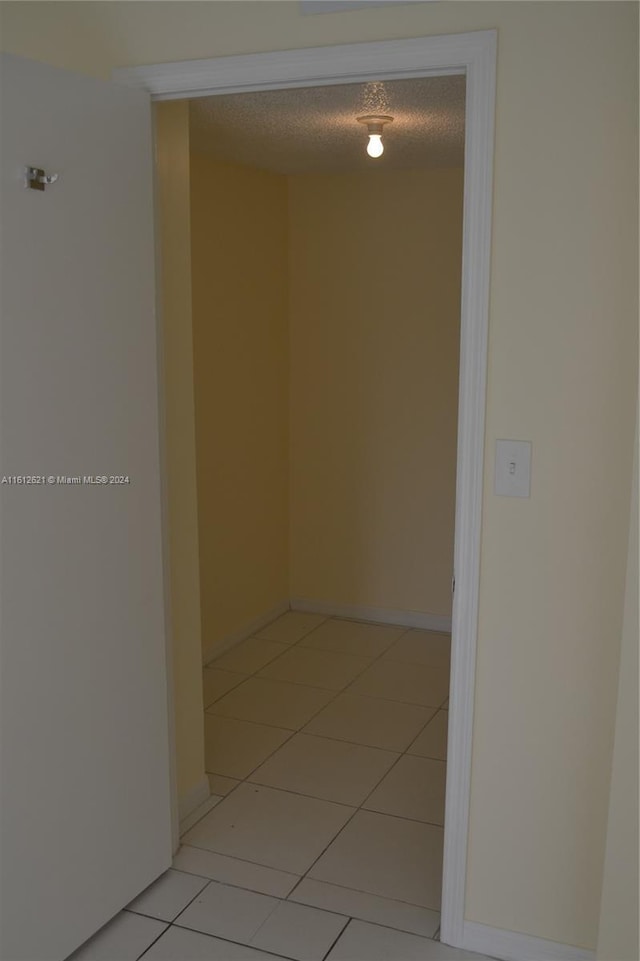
[180, 71, 463, 946]
[126, 30, 496, 954]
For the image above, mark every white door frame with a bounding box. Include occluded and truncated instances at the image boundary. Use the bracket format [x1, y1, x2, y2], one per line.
[115, 30, 496, 948]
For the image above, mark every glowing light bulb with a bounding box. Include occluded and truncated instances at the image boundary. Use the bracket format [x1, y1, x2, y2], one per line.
[367, 134, 384, 158]
[357, 114, 393, 160]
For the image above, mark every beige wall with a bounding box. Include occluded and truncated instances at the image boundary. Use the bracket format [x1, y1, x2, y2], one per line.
[464, 6, 637, 947]
[190, 153, 289, 656]
[3, 2, 637, 952]
[289, 168, 462, 617]
[597, 419, 639, 961]
[155, 101, 205, 810]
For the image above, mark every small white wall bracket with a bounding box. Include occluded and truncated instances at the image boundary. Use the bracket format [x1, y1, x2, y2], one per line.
[24, 166, 59, 191]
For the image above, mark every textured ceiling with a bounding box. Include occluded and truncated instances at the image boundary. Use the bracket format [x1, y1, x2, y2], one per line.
[189, 74, 465, 174]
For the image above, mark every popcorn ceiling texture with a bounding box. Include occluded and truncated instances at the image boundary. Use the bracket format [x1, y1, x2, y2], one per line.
[189, 74, 465, 173]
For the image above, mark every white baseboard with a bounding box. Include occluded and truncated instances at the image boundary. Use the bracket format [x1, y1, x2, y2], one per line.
[178, 776, 210, 824]
[179, 791, 221, 837]
[459, 921, 595, 961]
[202, 600, 290, 665]
[290, 597, 452, 634]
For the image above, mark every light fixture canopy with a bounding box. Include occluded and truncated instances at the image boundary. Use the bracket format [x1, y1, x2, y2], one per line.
[357, 114, 393, 159]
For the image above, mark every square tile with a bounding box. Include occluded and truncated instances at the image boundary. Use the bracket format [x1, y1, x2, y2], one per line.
[299, 619, 405, 658]
[208, 677, 334, 730]
[67, 912, 168, 960]
[327, 919, 489, 960]
[125, 869, 208, 922]
[383, 630, 451, 669]
[212, 638, 289, 675]
[289, 880, 439, 939]
[258, 646, 372, 691]
[182, 782, 354, 875]
[255, 611, 326, 644]
[408, 711, 449, 761]
[203, 668, 247, 708]
[349, 660, 448, 707]
[174, 880, 278, 943]
[143, 925, 280, 960]
[250, 733, 398, 806]
[304, 694, 436, 752]
[251, 900, 348, 961]
[309, 810, 443, 909]
[172, 845, 299, 898]
[204, 714, 290, 779]
[363, 756, 446, 825]
[207, 773, 240, 796]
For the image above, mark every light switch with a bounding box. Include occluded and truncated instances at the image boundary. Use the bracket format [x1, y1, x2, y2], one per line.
[494, 439, 531, 497]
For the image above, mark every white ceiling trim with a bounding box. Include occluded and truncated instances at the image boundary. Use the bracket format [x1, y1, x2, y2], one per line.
[112, 33, 482, 101]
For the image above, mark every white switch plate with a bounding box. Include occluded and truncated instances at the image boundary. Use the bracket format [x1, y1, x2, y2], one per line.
[494, 439, 531, 497]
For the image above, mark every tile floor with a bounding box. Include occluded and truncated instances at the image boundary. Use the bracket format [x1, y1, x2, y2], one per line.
[69, 613, 493, 961]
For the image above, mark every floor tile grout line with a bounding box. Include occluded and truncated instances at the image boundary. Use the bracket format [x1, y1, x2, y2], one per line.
[130, 874, 214, 929]
[245, 889, 350, 955]
[204, 700, 443, 768]
[202, 672, 251, 710]
[283, 796, 364, 900]
[256, 611, 331, 646]
[208, 679, 443, 713]
[169, 855, 439, 932]
[178, 793, 227, 838]
[169, 918, 300, 961]
[134, 921, 171, 960]
[288, 615, 411, 649]
[171, 848, 442, 930]
[206, 683, 346, 737]
[173, 846, 302, 891]
[237, 729, 446, 814]
[256, 615, 405, 699]
[268, 617, 449, 711]
[401, 706, 448, 759]
[205, 620, 447, 713]
[215, 641, 293, 677]
[286, 875, 441, 923]
[208, 613, 447, 676]
[206, 724, 301, 798]
[320, 914, 351, 961]
[240, 775, 362, 811]
[251, 729, 402, 762]
[204, 711, 299, 735]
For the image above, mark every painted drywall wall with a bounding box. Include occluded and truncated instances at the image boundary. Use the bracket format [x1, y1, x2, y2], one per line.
[463, 7, 637, 949]
[289, 168, 462, 618]
[190, 152, 289, 657]
[154, 101, 206, 810]
[596, 420, 639, 961]
[2, 2, 637, 951]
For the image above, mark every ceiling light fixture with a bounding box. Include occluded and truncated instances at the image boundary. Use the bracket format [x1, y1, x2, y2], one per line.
[357, 114, 393, 159]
